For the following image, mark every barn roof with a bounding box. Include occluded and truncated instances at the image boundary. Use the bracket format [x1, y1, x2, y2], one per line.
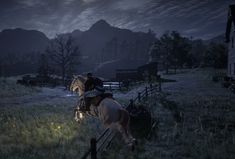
[226, 5, 235, 42]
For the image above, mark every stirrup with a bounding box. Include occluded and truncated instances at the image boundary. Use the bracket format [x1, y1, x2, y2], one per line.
[79, 107, 90, 112]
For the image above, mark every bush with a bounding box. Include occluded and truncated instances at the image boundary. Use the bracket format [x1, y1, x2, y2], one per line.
[222, 81, 231, 88]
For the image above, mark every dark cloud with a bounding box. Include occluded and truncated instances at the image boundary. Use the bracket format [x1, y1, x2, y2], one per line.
[0, 0, 233, 39]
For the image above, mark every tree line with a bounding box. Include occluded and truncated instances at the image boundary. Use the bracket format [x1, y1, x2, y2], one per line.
[99, 29, 156, 62]
[0, 30, 228, 81]
[149, 31, 227, 74]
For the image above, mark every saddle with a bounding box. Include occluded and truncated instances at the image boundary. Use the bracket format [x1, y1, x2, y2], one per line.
[77, 91, 113, 112]
[95, 92, 114, 106]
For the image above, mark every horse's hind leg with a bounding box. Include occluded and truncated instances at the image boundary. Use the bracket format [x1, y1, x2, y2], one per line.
[126, 124, 137, 144]
[117, 124, 130, 144]
[117, 124, 136, 151]
[124, 119, 137, 145]
[118, 110, 136, 145]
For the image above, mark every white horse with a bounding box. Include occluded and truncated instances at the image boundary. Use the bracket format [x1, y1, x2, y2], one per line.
[70, 75, 136, 147]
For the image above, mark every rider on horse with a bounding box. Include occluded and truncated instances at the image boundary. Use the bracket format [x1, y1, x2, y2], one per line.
[83, 73, 105, 111]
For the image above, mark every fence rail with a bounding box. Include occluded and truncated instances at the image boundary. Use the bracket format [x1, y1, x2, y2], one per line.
[81, 80, 162, 159]
[103, 81, 122, 90]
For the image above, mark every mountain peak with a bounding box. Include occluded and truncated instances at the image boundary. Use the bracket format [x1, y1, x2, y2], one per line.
[89, 19, 111, 31]
[95, 19, 110, 25]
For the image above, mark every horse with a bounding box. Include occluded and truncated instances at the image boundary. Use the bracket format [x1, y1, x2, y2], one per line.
[70, 75, 136, 147]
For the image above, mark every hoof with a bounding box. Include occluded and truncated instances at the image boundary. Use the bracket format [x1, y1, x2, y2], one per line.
[74, 117, 79, 122]
[127, 143, 135, 151]
[132, 138, 138, 145]
[131, 144, 135, 151]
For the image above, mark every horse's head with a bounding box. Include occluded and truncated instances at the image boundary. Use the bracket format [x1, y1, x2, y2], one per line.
[70, 75, 87, 122]
[70, 75, 86, 96]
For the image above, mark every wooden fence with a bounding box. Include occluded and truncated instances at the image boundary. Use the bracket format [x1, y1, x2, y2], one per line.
[103, 81, 122, 90]
[80, 81, 162, 159]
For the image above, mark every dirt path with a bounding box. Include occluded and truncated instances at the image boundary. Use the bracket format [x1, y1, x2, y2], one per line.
[162, 69, 235, 104]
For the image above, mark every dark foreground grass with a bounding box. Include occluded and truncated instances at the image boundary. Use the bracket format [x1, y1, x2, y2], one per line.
[0, 99, 104, 159]
[99, 93, 235, 159]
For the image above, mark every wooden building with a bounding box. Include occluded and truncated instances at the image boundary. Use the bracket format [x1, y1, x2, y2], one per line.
[116, 69, 143, 81]
[226, 5, 235, 78]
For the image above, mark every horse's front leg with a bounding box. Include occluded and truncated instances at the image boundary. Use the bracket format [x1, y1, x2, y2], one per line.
[119, 122, 136, 143]
[74, 108, 85, 122]
[74, 108, 80, 122]
[125, 123, 136, 143]
[116, 123, 137, 151]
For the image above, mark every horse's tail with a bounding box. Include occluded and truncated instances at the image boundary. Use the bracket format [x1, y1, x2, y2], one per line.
[119, 109, 130, 127]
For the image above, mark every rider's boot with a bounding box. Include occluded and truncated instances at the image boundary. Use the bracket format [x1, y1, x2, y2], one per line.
[83, 98, 91, 111]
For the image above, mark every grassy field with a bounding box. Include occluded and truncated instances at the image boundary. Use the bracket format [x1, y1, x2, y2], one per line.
[0, 77, 41, 98]
[0, 77, 106, 159]
[100, 69, 235, 159]
[1, 70, 235, 159]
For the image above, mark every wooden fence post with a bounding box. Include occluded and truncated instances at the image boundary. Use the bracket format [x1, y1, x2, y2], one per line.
[159, 75, 162, 92]
[145, 87, 148, 98]
[130, 99, 134, 109]
[138, 92, 141, 102]
[109, 83, 112, 91]
[90, 138, 97, 159]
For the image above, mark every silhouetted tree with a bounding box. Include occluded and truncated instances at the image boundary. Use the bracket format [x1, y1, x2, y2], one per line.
[0, 59, 2, 77]
[46, 35, 80, 85]
[147, 29, 156, 40]
[203, 43, 227, 68]
[188, 40, 207, 67]
[170, 31, 191, 70]
[158, 32, 172, 74]
[37, 54, 49, 77]
[156, 31, 192, 73]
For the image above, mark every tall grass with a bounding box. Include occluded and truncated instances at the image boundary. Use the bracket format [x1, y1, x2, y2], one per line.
[0, 77, 40, 98]
[0, 93, 103, 159]
[100, 92, 235, 159]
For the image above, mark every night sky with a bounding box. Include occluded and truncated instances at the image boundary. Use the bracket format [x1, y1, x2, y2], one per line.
[0, 0, 234, 39]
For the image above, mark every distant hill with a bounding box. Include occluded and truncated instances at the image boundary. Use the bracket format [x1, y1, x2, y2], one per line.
[0, 28, 49, 54]
[0, 21, 156, 77]
[68, 19, 156, 78]
[0, 28, 49, 76]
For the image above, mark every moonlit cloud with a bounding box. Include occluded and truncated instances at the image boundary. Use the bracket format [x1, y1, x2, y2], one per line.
[82, 0, 97, 3]
[113, 0, 151, 11]
[0, 0, 233, 39]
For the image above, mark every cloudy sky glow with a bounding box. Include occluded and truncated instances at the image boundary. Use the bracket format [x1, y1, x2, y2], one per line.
[0, 0, 234, 39]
